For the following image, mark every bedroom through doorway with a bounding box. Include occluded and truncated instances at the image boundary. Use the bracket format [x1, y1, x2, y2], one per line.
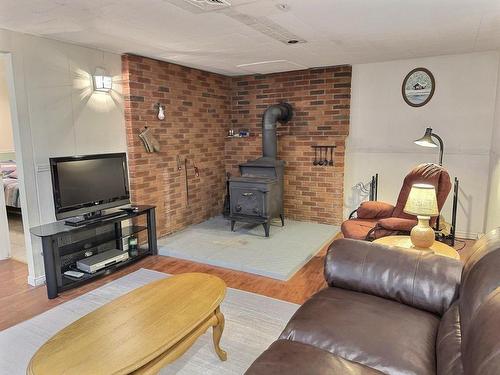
[0, 55, 27, 265]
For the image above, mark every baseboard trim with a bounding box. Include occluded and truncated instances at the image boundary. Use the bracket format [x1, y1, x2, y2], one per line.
[28, 274, 46, 287]
[455, 231, 480, 240]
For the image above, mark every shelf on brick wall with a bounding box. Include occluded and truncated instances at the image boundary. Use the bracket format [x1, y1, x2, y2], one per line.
[226, 135, 256, 139]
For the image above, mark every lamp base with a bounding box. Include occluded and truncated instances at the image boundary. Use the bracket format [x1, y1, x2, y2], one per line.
[410, 216, 435, 248]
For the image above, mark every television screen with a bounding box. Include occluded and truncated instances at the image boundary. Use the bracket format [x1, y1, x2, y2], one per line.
[50, 153, 130, 219]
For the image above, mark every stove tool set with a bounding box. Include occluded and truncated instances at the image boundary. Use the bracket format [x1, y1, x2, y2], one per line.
[311, 145, 336, 166]
[176, 156, 200, 207]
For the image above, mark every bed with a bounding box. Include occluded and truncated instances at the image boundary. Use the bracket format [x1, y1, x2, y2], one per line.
[1, 160, 21, 210]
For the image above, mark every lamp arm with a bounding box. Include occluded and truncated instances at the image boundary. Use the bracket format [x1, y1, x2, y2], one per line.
[431, 133, 444, 165]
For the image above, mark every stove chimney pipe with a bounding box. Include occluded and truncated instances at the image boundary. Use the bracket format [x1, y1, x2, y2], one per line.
[262, 103, 293, 159]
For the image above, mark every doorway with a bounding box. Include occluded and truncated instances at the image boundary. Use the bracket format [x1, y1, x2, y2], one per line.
[0, 54, 28, 267]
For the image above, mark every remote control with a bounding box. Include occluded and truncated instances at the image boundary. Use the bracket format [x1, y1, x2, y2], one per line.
[64, 270, 85, 278]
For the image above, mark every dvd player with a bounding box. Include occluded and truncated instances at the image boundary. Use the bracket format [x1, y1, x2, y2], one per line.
[76, 249, 129, 273]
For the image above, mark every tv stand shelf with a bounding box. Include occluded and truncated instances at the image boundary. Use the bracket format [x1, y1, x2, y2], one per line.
[58, 225, 147, 256]
[62, 246, 150, 288]
[30, 205, 157, 299]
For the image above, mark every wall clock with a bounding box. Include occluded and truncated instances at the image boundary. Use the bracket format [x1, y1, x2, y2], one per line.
[402, 67, 435, 107]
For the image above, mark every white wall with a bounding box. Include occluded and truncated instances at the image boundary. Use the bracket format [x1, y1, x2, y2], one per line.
[485, 57, 500, 232]
[0, 58, 14, 153]
[346, 51, 500, 238]
[0, 29, 126, 284]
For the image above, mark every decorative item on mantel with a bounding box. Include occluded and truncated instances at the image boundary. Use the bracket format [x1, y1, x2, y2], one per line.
[139, 126, 160, 153]
[311, 145, 336, 166]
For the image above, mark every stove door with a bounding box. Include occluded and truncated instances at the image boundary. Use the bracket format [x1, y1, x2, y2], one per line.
[230, 188, 266, 217]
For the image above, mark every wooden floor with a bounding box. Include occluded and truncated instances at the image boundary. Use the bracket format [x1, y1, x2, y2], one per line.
[0, 246, 329, 332]
[0, 235, 474, 332]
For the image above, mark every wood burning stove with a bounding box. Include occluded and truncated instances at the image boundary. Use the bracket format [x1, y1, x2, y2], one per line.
[229, 103, 293, 237]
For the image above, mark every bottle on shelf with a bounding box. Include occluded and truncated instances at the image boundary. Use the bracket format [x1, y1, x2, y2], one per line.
[128, 235, 138, 257]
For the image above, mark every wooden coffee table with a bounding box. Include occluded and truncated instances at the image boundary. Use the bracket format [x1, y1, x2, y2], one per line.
[373, 235, 460, 260]
[27, 273, 227, 375]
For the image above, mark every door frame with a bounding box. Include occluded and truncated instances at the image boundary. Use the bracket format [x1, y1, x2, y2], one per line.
[0, 174, 11, 259]
[0, 52, 35, 280]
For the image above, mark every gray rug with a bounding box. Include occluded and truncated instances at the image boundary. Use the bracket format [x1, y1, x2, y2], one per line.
[0, 269, 299, 375]
[159, 216, 338, 280]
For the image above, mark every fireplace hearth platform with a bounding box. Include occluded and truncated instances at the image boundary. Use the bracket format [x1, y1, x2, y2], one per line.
[158, 216, 339, 281]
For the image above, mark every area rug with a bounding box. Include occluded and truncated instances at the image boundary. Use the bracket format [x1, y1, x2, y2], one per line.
[159, 216, 338, 280]
[0, 268, 299, 375]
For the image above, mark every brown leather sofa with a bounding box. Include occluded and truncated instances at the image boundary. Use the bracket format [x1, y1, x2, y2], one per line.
[342, 163, 452, 240]
[245, 228, 500, 375]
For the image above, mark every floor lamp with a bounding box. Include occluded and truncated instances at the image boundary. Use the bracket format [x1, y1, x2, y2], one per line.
[413, 127, 457, 246]
[414, 127, 444, 165]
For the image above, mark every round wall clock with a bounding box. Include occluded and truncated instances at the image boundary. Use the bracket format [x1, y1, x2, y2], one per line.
[402, 67, 435, 107]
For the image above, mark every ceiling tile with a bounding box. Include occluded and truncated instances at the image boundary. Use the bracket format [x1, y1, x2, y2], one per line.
[0, 0, 499, 75]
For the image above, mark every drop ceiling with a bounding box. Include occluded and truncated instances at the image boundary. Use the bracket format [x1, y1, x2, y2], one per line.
[1, 0, 500, 75]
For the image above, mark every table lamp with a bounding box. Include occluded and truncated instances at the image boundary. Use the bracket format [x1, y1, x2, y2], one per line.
[404, 183, 439, 248]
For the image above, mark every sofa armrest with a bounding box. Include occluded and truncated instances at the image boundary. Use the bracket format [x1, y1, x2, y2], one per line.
[356, 201, 395, 219]
[324, 239, 462, 316]
[377, 217, 417, 232]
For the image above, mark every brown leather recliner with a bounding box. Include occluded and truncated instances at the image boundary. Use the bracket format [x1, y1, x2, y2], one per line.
[342, 163, 452, 240]
[245, 228, 500, 375]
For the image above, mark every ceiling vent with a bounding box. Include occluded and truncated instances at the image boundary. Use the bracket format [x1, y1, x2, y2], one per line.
[181, 0, 231, 11]
[225, 11, 306, 45]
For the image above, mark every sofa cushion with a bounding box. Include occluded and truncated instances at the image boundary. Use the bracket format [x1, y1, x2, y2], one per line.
[340, 218, 378, 240]
[279, 287, 440, 375]
[377, 217, 417, 232]
[245, 340, 384, 375]
[356, 201, 395, 219]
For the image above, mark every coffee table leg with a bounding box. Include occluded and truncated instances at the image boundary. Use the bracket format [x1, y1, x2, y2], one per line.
[212, 307, 227, 361]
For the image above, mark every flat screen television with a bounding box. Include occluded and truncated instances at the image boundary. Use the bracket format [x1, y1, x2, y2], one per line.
[50, 153, 130, 220]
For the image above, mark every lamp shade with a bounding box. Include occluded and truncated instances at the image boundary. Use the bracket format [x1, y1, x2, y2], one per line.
[404, 183, 439, 217]
[414, 127, 438, 148]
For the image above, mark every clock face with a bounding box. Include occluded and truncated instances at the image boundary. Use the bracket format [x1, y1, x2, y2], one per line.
[402, 68, 435, 107]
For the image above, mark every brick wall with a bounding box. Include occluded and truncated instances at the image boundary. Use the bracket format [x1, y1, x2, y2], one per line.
[123, 56, 351, 235]
[227, 66, 351, 225]
[122, 54, 231, 237]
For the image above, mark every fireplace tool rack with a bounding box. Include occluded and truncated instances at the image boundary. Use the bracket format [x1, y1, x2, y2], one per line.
[311, 145, 336, 166]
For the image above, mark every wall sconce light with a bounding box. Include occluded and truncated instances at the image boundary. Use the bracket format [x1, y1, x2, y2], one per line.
[93, 67, 112, 92]
[154, 102, 166, 120]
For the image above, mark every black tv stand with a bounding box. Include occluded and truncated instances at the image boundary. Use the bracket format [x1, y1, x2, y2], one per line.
[30, 205, 157, 299]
